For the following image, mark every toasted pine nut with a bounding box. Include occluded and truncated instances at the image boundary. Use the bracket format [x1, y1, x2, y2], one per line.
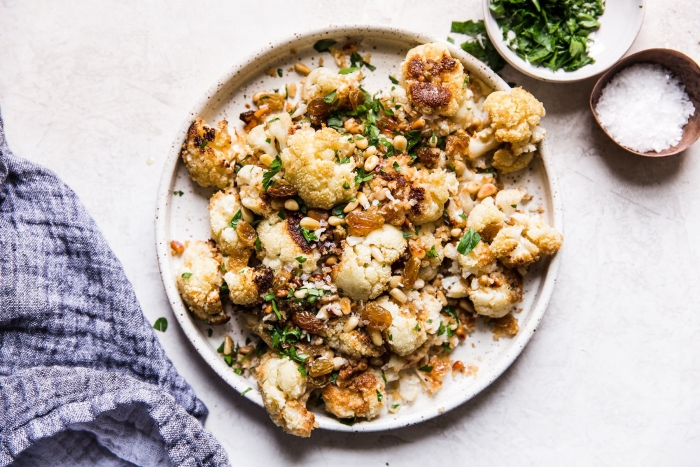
[364, 155, 380, 171]
[340, 297, 352, 315]
[284, 199, 299, 211]
[466, 181, 482, 195]
[453, 161, 467, 176]
[451, 228, 462, 237]
[436, 290, 448, 306]
[294, 62, 311, 75]
[357, 192, 369, 209]
[411, 118, 425, 130]
[477, 183, 498, 199]
[241, 207, 254, 223]
[239, 344, 254, 355]
[423, 284, 436, 294]
[259, 154, 274, 166]
[368, 328, 383, 346]
[328, 215, 345, 226]
[316, 307, 330, 320]
[271, 199, 285, 210]
[223, 335, 233, 355]
[389, 276, 403, 289]
[300, 217, 321, 230]
[252, 91, 268, 104]
[333, 356, 346, 370]
[459, 299, 475, 312]
[414, 279, 425, 289]
[390, 288, 408, 304]
[370, 246, 385, 263]
[325, 256, 338, 266]
[355, 137, 368, 149]
[294, 289, 307, 299]
[374, 188, 386, 201]
[343, 200, 359, 213]
[343, 315, 360, 332]
[364, 145, 378, 157]
[323, 350, 335, 360]
[286, 83, 297, 98]
[393, 135, 408, 152]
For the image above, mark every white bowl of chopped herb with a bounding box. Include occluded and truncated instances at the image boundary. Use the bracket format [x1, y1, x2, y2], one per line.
[483, 0, 646, 82]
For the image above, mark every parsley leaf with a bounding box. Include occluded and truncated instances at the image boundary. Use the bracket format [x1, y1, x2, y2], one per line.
[457, 228, 481, 255]
[153, 317, 168, 332]
[313, 39, 337, 53]
[181, 272, 192, 279]
[418, 365, 434, 372]
[300, 227, 318, 243]
[229, 210, 242, 229]
[339, 66, 361, 75]
[324, 90, 338, 104]
[392, 161, 402, 172]
[276, 68, 283, 77]
[389, 75, 399, 84]
[295, 256, 307, 263]
[262, 156, 282, 190]
[173, 190, 184, 196]
[426, 245, 438, 258]
[354, 168, 373, 186]
[240, 387, 252, 396]
[451, 19, 506, 72]
[376, 390, 383, 402]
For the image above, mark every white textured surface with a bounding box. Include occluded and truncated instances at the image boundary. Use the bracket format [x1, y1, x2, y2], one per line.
[1, 0, 699, 464]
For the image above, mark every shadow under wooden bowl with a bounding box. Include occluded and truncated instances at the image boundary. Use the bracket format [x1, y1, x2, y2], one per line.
[589, 48, 700, 157]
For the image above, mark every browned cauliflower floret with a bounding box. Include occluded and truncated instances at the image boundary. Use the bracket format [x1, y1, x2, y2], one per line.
[208, 187, 250, 257]
[467, 197, 506, 242]
[256, 353, 316, 437]
[455, 241, 498, 278]
[375, 296, 427, 357]
[401, 43, 467, 117]
[483, 88, 546, 173]
[257, 217, 321, 274]
[182, 118, 244, 189]
[467, 267, 523, 318]
[223, 264, 273, 306]
[236, 165, 272, 216]
[407, 168, 458, 225]
[325, 316, 384, 359]
[322, 370, 385, 420]
[281, 127, 357, 209]
[491, 212, 562, 268]
[302, 67, 363, 107]
[246, 112, 293, 158]
[176, 240, 223, 321]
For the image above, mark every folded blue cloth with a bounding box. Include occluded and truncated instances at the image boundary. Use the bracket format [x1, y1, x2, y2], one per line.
[0, 110, 231, 467]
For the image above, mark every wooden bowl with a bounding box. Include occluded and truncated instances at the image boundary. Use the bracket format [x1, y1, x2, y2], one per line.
[590, 48, 700, 157]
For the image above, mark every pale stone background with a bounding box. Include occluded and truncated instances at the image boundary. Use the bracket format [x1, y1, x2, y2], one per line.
[1, 0, 699, 465]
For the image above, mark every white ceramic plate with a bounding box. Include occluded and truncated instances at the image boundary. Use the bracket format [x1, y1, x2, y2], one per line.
[483, 0, 646, 82]
[155, 25, 563, 432]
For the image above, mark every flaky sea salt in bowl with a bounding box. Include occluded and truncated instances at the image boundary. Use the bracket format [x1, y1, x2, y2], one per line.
[590, 49, 700, 157]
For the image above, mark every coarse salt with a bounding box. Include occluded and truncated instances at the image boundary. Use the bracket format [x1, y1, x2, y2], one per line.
[595, 64, 695, 153]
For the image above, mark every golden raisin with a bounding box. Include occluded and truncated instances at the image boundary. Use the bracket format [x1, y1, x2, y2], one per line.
[346, 210, 385, 235]
[360, 302, 393, 331]
[308, 358, 335, 377]
[402, 256, 421, 289]
[307, 98, 330, 125]
[267, 181, 297, 198]
[307, 208, 329, 222]
[379, 203, 405, 226]
[292, 310, 325, 334]
[236, 220, 258, 248]
[273, 269, 291, 291]
[349, 89, 365, 110]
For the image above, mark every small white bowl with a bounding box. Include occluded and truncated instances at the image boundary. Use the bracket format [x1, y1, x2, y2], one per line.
[483, 0, 646, 82]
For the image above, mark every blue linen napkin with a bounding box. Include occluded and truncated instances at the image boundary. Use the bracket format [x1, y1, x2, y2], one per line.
[0, 110, 231, 467]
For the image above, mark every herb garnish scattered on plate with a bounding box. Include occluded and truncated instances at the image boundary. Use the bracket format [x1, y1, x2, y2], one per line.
[489, 0, 604, 72]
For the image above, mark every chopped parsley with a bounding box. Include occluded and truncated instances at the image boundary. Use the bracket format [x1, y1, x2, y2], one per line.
[298, 364, 307, 377]
[343, 181, 350, 189]
[457, 228, 481, 255]
[350, 52, 376, 71]
[295, 256, 307, 263]
[152, 317, 168, 332]
[414, 323, 421, 331]
[381, 370, 387, 383]
[450, 20, 505, 72]
[389, 75, 399, 84]
[229, 209, 242, 229]
[391, 403, 400, 409]
[426, 245, 438, 258]
[255, 236, 262, 252]
[324, 90, 338, 104]
[234, 368, 243, 375]
[339, 416, 357, 426]
[392, 161, 402, 172]
[173, 190, 184, 196]
[262, 156, 282, 190]
[300, 227, 318, 243]
[330, 371, 339, 384]
[376, 390, 383, 402]
[418, 365, 434, 373]
[276, 68, 283, 77]
[437, 321, 446, 336]
[354, 168, 373, 185]
[240, 387, 252, 396]
[402, 232, 413, 238]
[339, 66, 361, 75]
[207, 328, 213, 337]
[199, 140, 208, 149]
[181, 272, 192, 279]
[313, 39, 337, 53]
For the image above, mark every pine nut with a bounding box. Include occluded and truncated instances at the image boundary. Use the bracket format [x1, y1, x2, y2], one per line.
[340, 297, 352, 315]
[286, 83, 297, 98]
[325, 256, 338, 266]
[374, 188, 386, 201]
[333, 357, 346, 370]
[355, 137, 368, 149]
[241, 207, 254, 223]
[423, 284, 436, 294]
[411, 118, 425, 129]
[453, 161, 467, 176]
[364, 145, 378, 157]
[370, 246, 385, 263]
[294, 289, 307, 299]
[393, 135, 408, 152]
[477, 183, 498, 199]
[328, 215, 345, 226]
[436, 290, 448, 306]
[414, 279, 425, 289]
[300, 217, 321, 230]
[466, 181, 482, 195]
[259, 154, 274, 166]
[223, 335, 233, 355]
[368, 328, 383, 346]
[390, 288, 408, 304]
[343, 200, 359, 213]
[323, 350, 335, 360]
[459, 299, 475, 312]
[343, 315, 360, 332]
[239, 344, 254, 355]
[451, 228, 462, 237]
[271, 199, 284, 210]
[294, 62, 311, 75]
[389, 276, 403, 289]
[357, 192, 369, 209]
[284, 199, 299, 211]
[316, 306, 330, 320]
[364, 155, 380, 171]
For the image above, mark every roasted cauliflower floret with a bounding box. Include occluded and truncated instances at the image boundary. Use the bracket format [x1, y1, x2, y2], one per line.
[467, 128, 500, 160]
[492, 147, 535, 174]
[325, 316, 384, 359]
[322, 370, 385, 420]
[208, 187, 250, 258]
[467, 267, 523, 318]
[182, 118, 243, 189]
[257, 217, 321, 274]
[455, 241, 498, 278]
[236, 165, 271, 216]
[176, 240, 223, 321]
[467, 197, 506, 241]
[223, 265, 273, 305]
[376, 296, 427, 357]
[302, 67, 363, 107]
[491, 212, 562, 267]
[401, 43, 467, 117]
[246, 112, 293, 157]
[495, 189, 525, 217]
[407, 168, 458, 225]
[333, 225, 407, 301]
[281, 127, 357, 209]
[408, 290, 444, 335]
[256, 353, 316, 437]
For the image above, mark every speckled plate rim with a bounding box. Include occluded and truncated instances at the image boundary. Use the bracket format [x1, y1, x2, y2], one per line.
[483, 0, 647, 83]
[155, 24, 564, 433]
